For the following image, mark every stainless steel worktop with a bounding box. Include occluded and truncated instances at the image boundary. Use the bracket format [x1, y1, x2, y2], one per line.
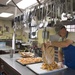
[0, 54, 35, 75]
[0, 54, 75, 75]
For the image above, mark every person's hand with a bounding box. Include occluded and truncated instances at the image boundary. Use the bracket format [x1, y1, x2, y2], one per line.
[58, 62, 64, 68]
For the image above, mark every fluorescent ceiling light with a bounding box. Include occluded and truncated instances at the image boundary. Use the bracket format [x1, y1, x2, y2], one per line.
[17, 0, 37, 9]
[0, 12, 13, 18]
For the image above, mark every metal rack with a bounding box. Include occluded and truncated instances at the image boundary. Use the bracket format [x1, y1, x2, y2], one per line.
[6, 0, 74, 54]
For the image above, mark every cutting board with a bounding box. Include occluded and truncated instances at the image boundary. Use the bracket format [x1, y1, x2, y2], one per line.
[26, 62, 67, 75]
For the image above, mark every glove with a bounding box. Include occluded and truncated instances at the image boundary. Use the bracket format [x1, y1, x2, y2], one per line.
[58, 62, 64, 68]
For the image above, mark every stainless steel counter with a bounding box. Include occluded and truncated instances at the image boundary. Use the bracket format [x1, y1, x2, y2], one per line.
[0, 54, 75, 75]
[0, 54, 35, 75]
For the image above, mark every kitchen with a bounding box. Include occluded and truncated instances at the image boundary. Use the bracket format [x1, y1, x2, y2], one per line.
[0, 0, 75, 75]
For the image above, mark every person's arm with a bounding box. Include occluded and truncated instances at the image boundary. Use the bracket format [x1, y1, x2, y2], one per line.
[58, 49, 64, 68]
[58, 50, 63, 62]
[46, 39, 73, 48]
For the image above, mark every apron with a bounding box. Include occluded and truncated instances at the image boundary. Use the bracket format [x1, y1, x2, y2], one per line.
[62, 45, 75, 69]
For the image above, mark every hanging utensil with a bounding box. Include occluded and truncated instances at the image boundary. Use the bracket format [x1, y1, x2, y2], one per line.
[38, 4, 44, 28]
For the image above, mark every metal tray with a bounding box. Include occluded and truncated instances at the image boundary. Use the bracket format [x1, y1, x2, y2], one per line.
[26, 62, 67, 75]
[16, 59, 26, 66]
[16, 57, 43, 66]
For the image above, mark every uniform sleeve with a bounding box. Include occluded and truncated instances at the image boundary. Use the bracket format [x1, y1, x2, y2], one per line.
[67, 32, 75, 45]
[67, 32, 75, 41]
